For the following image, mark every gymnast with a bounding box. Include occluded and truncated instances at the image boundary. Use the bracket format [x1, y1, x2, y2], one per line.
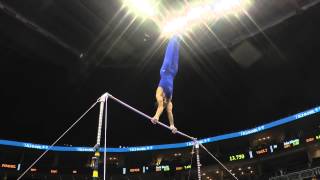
[151, 36, 180, 133]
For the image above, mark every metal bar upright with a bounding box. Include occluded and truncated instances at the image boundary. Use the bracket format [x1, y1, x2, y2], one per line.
[92, 94, 108, 180]
[195, 142, 201, 180]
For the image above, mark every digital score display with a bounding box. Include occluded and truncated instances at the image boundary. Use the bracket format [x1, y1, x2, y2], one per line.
[129, 168, 140, 173]
[184, 165, 191, 170]
[174, 165, 191, 171]
[155, 165, 170, 172]
[50, 169, 58, 174]
[1, 163, 16, 169]
[283, 139, 300, 149]
[306, 137, 315, 143]
[255, 148, 268, 156]
[0, 163, 20, 171]
[229, 153, 246, 161]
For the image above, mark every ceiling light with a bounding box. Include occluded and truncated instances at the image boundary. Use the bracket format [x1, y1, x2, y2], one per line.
[123, 0, 158, 18]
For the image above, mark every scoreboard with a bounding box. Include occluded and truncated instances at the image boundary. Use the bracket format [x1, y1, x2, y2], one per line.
[227, 132, 320, 162]
[229, 153, 246, 161]
[283, 139, 300, 149]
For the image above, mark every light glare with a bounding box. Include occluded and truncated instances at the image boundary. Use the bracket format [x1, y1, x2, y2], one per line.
[123, 0, 158, 17]
[161, 0, 251, 37]
[162, 17, 188, 37]
[213, 0, 242, 15]
[121, 0, 252, 37]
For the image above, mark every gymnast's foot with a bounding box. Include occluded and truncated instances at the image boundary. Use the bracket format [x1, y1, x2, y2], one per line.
[151, 116, 159, 124]
[170, 125, 177, 134]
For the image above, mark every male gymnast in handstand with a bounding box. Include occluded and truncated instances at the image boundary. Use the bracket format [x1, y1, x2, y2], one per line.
[151, 36, 180, 133]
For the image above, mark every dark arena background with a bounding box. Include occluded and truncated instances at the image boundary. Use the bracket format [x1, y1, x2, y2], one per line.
[0, 0, 320, 179]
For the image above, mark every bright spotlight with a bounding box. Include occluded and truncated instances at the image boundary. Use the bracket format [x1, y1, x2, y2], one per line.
[212, 0, 247, 16]
[162, 17, 189, 37]
[157, 0, 252, 37]
[186, 6, 206, 21]
[123, 0, 158, 18]
[161, 5, 212, 37]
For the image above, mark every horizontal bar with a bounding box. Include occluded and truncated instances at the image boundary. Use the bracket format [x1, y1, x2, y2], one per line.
[106, 93, 237, 180]
[106, 93, 197, 141]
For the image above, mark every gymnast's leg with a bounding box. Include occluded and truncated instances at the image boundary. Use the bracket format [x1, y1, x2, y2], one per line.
[152, 87, 166, 123]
